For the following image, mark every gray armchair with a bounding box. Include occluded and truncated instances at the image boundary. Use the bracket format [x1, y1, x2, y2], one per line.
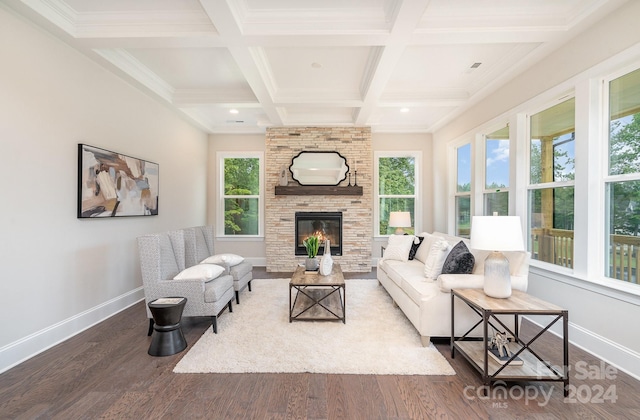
[137, 229, 234, 334]
[184, 225, 253, 304]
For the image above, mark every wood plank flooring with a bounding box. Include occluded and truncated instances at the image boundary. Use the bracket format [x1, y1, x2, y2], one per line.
[1, 268, 639, 419]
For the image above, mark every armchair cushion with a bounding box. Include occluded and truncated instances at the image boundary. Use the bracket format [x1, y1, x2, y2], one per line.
[174, 264, 224, 281]
[201, 253, 244, 267]
[204, 275, 234, 302]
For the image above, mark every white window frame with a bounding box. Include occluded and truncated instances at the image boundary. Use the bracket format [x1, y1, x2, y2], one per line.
[217, 151, 264, 238]
[525, 95, 577, 271]
[453, 142, 473, 237]
[482, 125, 511, 216]
[374, 151, 422, 237]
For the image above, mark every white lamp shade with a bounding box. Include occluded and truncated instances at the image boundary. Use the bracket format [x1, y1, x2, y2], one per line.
[470, 216, 525, 251]
[389, 211, 412, 228]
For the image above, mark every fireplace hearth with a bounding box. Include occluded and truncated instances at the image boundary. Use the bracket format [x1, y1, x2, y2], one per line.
[295, 212, 342, 256]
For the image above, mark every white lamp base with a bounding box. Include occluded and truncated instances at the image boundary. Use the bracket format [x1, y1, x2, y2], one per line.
[483, 251, 512, 298]
[394, 227, 405, 235]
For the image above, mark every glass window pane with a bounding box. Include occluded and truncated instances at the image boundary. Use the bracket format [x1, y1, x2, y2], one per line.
[530, 98, 575, 184]
[484, 192, 508, 216]
[457, 144, 471, 192]
[379, 197, 415, 235]
[224, 198, 259, 235]
[486, 126, 509, 189]
[528, 187, 574, 268]
[379, 157, 415, 195]
[606, 180, 640, 283]
[456, 196, 471, 238]
[609, 68, 640, 176]
[224, 157, 259, 195]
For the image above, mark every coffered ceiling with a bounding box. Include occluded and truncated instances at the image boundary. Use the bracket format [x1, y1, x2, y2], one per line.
[5, 0, 626, 133]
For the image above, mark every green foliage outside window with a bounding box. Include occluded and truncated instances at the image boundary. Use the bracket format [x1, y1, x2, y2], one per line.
[223, 157, 259, 235]
[379, 157, 415, 235]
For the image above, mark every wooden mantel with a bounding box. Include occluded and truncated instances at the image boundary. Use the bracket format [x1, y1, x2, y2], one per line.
[275, 185, 363, 196]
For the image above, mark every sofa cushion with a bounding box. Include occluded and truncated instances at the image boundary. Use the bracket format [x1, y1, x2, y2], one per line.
[379, 259, 424, 289]
[408, 236, 424, 260]
[423, 240, 450, 281]
[402, 274, 440, 306]
[383, 234, 415, 262]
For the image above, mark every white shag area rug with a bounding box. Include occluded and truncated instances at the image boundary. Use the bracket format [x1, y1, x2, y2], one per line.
[174, 278, 455, 375]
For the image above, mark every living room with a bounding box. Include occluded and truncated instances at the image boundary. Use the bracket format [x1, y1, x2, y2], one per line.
[2, 0, 640, 417]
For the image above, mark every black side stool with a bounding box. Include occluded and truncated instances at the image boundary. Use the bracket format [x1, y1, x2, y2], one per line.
[148, 297, 187, 356]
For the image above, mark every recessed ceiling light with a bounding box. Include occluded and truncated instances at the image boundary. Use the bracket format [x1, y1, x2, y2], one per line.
[400, 108, 410, 113]
[229, 109, 239, 114]
[311, 62, 322, 69]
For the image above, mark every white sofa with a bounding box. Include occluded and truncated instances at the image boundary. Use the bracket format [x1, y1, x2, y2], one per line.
[377, 231, 530, 346]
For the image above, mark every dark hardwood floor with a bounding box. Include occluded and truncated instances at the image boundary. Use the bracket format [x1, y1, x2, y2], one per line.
[1, 268, 639, 419]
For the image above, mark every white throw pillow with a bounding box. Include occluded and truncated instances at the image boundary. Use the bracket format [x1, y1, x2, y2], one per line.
[174, 264, 225, 281]
[201, 253, 244, 266]
[414, 232, 434, 263]
[423, 240, 451, 281]
[383, 235, 415, 262]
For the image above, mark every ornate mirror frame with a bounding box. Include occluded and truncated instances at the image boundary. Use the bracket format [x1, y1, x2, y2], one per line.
[289, 151, 349, 186]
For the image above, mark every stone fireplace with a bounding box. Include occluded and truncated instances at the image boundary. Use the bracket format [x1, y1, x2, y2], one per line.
[265, 127, 372, 272]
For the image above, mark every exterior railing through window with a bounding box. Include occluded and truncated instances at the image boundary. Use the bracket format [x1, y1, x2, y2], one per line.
[529, 229, 640, 284]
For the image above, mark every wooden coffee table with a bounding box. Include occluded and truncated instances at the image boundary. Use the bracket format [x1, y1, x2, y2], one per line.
[289, 263, 345, 323]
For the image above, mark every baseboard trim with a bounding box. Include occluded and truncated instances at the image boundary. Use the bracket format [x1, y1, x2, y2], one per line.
[0, 287, 144, 374]
[525, 316, 640, 381]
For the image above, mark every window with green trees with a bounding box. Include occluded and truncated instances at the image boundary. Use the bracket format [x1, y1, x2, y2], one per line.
[456, 143, 471, 237]
[220, 154, 261, 236]
[528, 98, 575, 268]
[605, 67, 640, 283]
[377, 153, 419, 235]
[484, 126, 510, 216]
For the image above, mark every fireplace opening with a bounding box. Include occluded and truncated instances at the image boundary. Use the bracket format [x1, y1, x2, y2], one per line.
[295, 212, 342, 256]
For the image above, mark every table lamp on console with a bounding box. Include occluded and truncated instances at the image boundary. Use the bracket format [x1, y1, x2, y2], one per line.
[470, 215, 525, 298]
[388, 211, 412, 235]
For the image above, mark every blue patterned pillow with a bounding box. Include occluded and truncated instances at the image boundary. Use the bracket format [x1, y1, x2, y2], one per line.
[441, 241, 475, 274]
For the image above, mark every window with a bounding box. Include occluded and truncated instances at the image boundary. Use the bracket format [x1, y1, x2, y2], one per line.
[605, 67, 640, 284]
[484, 126, 510, 216]
[376, 152, 420, 236]
[219, 153, 263, 237]
[455, 143, 471, 237]
[528, 98, 575, 268]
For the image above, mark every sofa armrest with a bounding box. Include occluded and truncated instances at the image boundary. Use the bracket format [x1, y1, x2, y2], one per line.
[147, 279, 207, 303]
[438, 274, 529, 293]
[437, 274, 485, 293]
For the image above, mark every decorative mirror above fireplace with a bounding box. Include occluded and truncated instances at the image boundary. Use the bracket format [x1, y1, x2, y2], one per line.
[289, 151, 349, 186]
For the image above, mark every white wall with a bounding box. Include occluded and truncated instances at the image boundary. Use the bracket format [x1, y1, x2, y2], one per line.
[208, 132, 433, 266]
[432, 0, 640, 379]
[0, 6, 208, 372]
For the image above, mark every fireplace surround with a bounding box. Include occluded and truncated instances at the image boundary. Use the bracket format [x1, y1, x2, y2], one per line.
[295, 212, 342, 256]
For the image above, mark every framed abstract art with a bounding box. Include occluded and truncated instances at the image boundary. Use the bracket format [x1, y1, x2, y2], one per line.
[77, 144, 159, 218]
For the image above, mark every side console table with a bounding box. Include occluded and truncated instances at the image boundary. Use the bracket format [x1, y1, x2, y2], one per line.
[451, 288, 569, 396]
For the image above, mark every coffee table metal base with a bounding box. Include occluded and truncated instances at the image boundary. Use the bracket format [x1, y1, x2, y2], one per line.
[289, 264, 345, 323]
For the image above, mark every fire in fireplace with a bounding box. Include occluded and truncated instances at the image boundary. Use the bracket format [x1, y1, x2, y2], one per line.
[295, 212, 342, 256]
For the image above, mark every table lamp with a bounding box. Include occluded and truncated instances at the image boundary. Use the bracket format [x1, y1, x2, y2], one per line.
[389, 211, 412, 235]
[470, 216, 524, 298]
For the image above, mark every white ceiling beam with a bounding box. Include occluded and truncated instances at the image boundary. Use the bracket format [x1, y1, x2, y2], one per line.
[198, 0, 283, 126]
[355, 0, 432, 126]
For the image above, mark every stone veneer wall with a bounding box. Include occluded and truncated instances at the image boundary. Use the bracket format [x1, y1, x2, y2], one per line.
[265, 127, 372, 272]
